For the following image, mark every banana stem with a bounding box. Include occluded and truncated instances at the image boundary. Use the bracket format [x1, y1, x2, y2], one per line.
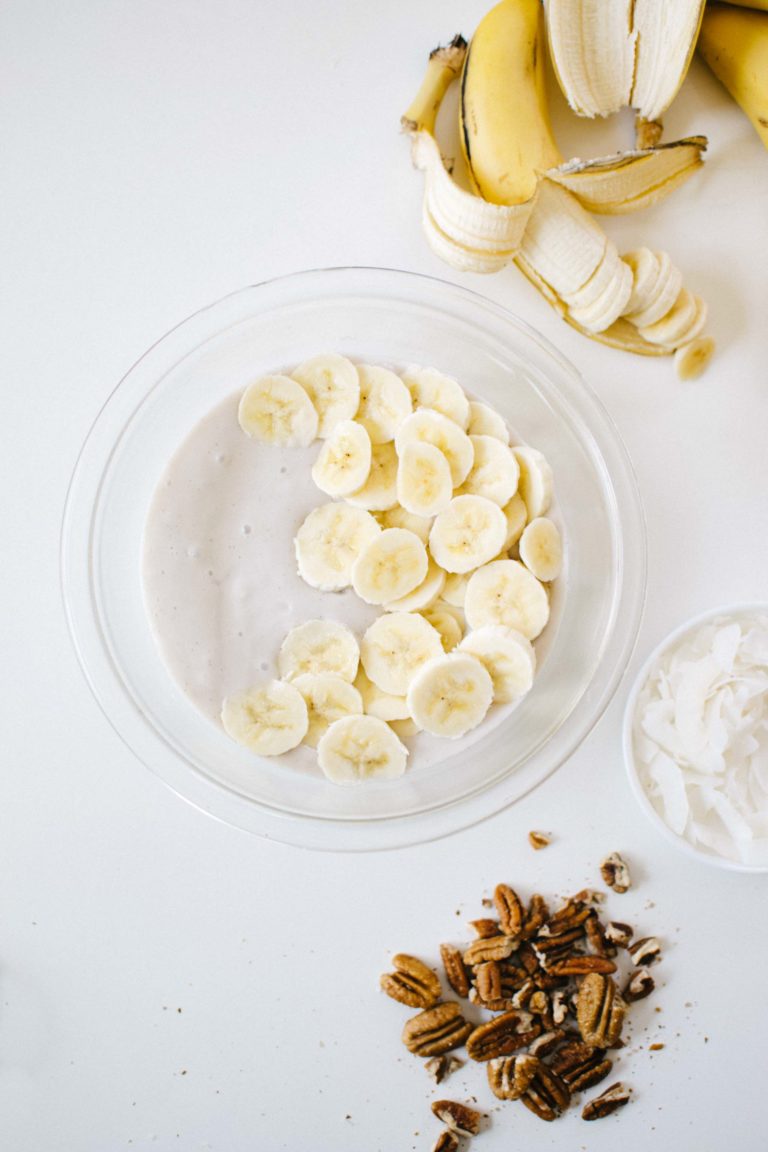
[635, 115, 664, 149]
[401, 35, 467, 135]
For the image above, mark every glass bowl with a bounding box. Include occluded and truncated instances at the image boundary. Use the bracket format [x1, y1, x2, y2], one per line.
[61, 267, 646, 850]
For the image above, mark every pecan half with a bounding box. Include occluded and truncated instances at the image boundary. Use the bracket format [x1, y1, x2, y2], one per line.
[604, 921, 633, 949]
[600, 852, 631, 893]
[624, 969, 655, 1002]
[380, 953, 442, 1009]
[522, 893, 549, 939]
[432, 1131, 458, 1152]
[534, 925, 584, 954]
[431, 1100, 481, 1136]
[582, 1081, 631, 1121]
[549, 955, 617, 977]
[551, 1039, 613, 1092]
[440, 944, 470, 999]
[468, 918, 500, 938]
[576, 974, 626, 1048]
[463, 935, 517, 965]
[585, 913, 616, 958]
[541, 901, 593, 936]
[493, 883, 525, 936]
[425, 1055, 464, 1084]
[628, 936, 661, 966]
[514, 1055, 570, 1122]
[467, 1010, 541, 1062]
[528, 830, 551, 850]
[402, 1002, 472, 1056]
[487, 1055, 521, 1100]
[475, 960, 502, 1002]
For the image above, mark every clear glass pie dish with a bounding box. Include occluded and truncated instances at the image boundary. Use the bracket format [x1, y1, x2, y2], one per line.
[61, 267, 646, 850]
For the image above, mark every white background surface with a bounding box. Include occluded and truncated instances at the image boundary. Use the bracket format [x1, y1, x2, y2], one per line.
[2, 1, 767, 1149]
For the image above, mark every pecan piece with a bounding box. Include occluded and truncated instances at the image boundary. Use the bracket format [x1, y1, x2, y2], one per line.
[514, 1055, 570, 1122]
[380, 953, 441, 1009]
[463, 935, 517, 965]
[576, 974, 626, 1048]
[402, 1002, 472, 1056]
[475, 961, 502, 1003]
[551, 1039, 613, 1092]
[604, 921, 633, 949]
[534, 925, 584, 954]
[432, 1131, 459, 1152]
[600, 852, 631, 893]
[540, 901, 592, 936]
[551, 989, 569, 1025]
[522, 893, 549, 939]
[487, 1055, 521, 1100]
[425, 1055, 464, 1083]
[493, 883, 525, 936]
[528, 830, 551, 850]
[585, 913, 616, 958]
[468, 917, 500, 938]
[467, 1010, 541, 1062]
[440, 944, 470, 999]
[528, 1028, 570, 1058]
[468, 987, 518, 1011]
[582, 1081, 631, 1121]
[624, 969, 655, 1002]
[431, 1100, 481, 1137]
[628, 936, 661, 966]
[549, 955, 617, 977]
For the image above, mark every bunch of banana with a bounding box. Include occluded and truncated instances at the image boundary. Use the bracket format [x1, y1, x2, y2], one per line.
[402, 0, 715, 379]
[698, 2, 768, 150]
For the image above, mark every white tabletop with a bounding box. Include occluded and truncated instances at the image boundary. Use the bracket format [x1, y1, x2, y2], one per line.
[2, 1, 767, 1149]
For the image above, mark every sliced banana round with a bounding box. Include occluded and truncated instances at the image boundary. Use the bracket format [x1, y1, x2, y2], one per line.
[458, 625, 536, 703]
[317, 715, 408, 784]
[627, 251, 683, 328]
[460, 435, 520, 506]
[623, 248, 660, 316]
[441, 570, 470, 608]
[346, 441, 399, 512]
[467, 401, 509, 443]
[355, 364, 412, 445]
[354, 667, 411, 722]
[295, 502, 381, 590]
[502, 492, 528, 549]
[311, 419, 372, 497]
[512, 446, 553, 520]
[395, 408, 474, 487]
[385, 557, 446, 613]
[675, 336, 715, 381]
[351, 528, 428, 605]
[360, 612, 443, 695]
[402, 365, 470, 429]
[638, 287, 698, 347]
[377, 505, 433, 544]
[278, 619, 360, 682]
[396, 441, 453, 518]
[465, 559, 550, 640]
[238, 374, 318, 447]
[292, 353, 360, 438]
[519, 517, 564, 582]
[429, 495, 507, 574]
[421, 603, 464, 651]
[292, 672, 363, 748]
[407, 653, 493, 739]
[221, 680, 308, 756]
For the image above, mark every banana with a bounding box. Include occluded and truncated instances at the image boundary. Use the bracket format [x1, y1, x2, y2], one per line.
[441, 570, 470, 608]
[377, 505, 433, 543]
[459, 435, 520, 507]
[699, 3, 768, 150]
[512, 446, 553, 520]
[238, 374, 318, 447]
[396, 441, 453, 518]
[354, 668, 411, 722]
[311, 419, 372, 497]
[429, 495, 507, 574]
[464, 558, 550, 639]
[395, 408, 474, 488]
[385, 557, 446, 613]
[295, 502, 381, 591]
[292, 672, 364, 748]
[519, 517, 564, 583]
[292, 353, 360, 438]
[355, 365, 412, 445]
[351, 528, 429, 606]
[502, 492, 528, 550]
[402, 365, 470, 428]
[360, 612, 443, 695]
[517, 179, 606, 299]
[458, 625, 536, 703]
[421, 603, 464, 651]
[346, 441, 399, 512]
[317, 715, 408, 784]
[638, 287, 703, 348]
[675, 337, 716, 381]
[221, 680, 308, 756]
[406, 653, 494, 738]
[467, 401, 509, 443]
[278, 619, 360, 683]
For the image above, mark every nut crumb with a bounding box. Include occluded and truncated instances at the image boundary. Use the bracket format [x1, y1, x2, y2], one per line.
[528, 830, 551, 850]
[649, 1043, 664, 1051]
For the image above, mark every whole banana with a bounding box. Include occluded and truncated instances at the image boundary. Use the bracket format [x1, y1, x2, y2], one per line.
[698, 2, 768, 149]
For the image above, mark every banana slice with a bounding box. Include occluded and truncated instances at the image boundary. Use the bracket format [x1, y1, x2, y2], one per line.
[458, 625, 536, 703]
[467, 401, 510, 443]
[519, 517, 564, 582]
[421, 603, 464, 651]
[238, 375, 318, 447]
[623, 248, 661, 315]
[396, 441, 453, 518]
[377, 505, 433, 543]
[562, 244, 621, 309]
[395, 408, 474, 487]
[407, 653, 493, 738]
[278, 619, 360, 682]
[311, 419, 372, 497]
[429, 495, 507, 574]
[460, 435, 520, 506]
[441, 570, 470, 608]
[502, 492, 528, 549]
[221, 680, 308, 755]
[351, 527, 428, 605]
[355, 365, 412, 445]
[638, 287, 699, 347]
[626, 251, 683, 328]
[512, 446, 553, 520]
[354, 667, 411, 721]
[317, 715, 408, 784]
[389, 717, 421, 739]
[464, 559, 550, 640]
[360, 612, 443, 695]
[295, 503, 381, 590]
[385, 557, 446, 613]
[675, 336, 715, 381]
[346, 442, 399, 511]
[568, 258, 633, 333]
[292, 672, 364, 747]
[402, 365, 470, 429]
[292, 353, 360, 438]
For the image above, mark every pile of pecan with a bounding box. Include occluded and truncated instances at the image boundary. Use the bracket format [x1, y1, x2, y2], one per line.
[381, 871, 661, 1144]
